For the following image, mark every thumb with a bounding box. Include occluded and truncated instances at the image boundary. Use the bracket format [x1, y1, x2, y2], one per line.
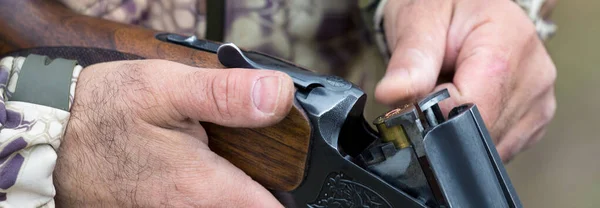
[172, 67, 295, 128]
[375, 0, 452, 105]
[143, 60, 295, 128]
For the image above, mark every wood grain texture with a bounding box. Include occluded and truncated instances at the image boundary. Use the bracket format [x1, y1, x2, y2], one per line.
[0, 0, 311, 191]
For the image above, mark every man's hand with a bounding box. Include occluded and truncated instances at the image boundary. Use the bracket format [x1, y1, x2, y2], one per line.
[53, 60, 294, 207]
[375, 0, 557, 162]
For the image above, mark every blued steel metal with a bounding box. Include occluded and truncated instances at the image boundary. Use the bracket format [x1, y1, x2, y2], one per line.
[161, 33, 522, 208]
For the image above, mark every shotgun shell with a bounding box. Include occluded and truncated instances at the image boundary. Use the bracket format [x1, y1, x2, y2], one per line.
[373, 105, 412, 149]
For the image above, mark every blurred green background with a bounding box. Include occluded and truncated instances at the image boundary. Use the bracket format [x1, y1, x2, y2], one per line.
[506, 0, 600, 207]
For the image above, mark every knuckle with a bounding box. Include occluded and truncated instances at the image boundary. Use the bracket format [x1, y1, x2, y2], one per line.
[204, 71, 234, 121]
[218, 72, 235, 119]
[488, 52, 511, 76]
[475, 46, 511, 77]
[541, 94, 557, 124]
[187, 71, 212, 115]
[520, 18, 541, 45]
[542, 58, 558, 88]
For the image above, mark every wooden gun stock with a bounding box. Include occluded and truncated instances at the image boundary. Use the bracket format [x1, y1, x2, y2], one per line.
[0, 0, 311, 191]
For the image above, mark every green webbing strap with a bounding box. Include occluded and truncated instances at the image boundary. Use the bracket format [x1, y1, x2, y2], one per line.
[11, 54, 77, 111]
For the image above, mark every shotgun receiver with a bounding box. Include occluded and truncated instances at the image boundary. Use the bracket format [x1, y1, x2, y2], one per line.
[0, 0, 522, 207]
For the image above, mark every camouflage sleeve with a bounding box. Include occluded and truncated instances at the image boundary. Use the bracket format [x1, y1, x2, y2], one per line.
[58, 0, 207, 38]
[0, 56, 82, 208]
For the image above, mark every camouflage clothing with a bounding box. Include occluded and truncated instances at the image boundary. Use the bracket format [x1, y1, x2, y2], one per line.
[0, 0, 556, 207]
[59, 0, 391, 118]
[56, 0, 556, 84]
[57, 0, 556, 119]
[55, 0, 556, 117]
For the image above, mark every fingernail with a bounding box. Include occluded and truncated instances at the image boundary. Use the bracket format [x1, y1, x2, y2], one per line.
[252, 76, 282, 114]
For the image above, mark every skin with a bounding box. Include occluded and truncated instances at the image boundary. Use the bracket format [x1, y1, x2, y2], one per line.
[54, 60, 293, 207]
[375, 0, 557, 162]
[54, 0, 557, 206]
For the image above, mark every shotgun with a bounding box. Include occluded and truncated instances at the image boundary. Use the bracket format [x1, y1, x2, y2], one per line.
[0, 0, 522, 207]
